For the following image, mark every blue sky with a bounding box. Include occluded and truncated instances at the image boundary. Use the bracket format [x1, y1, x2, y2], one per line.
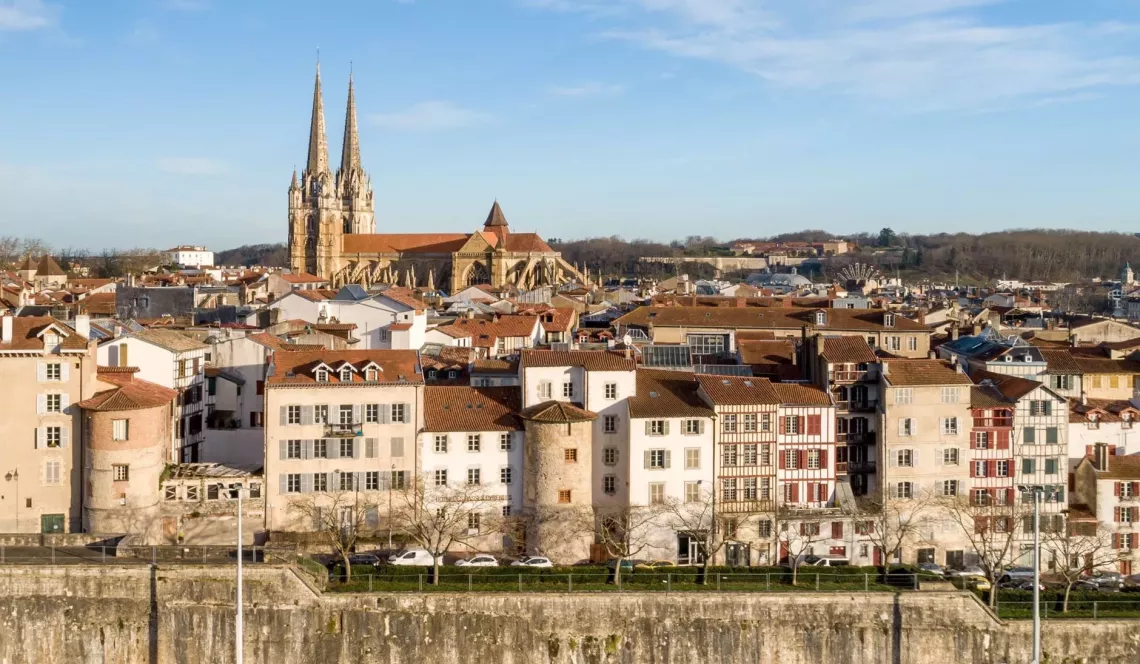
[3, 0, 1140, 250]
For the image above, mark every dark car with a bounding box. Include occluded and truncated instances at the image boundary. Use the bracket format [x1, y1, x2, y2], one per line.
[1081, 571, 1124, 591]
[605, 558, 637, 571]
[347, 553, 383, 568]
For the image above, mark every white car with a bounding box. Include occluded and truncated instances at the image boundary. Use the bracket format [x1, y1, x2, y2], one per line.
[510, 556, 553, 568]
[947, 565, 987, 579]
[455, 555, 499, 567]
[388, 549, 443, 566]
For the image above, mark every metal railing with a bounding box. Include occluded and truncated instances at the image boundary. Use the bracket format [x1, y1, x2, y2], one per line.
[324, 422, 363, 437]
[0, 545, 290, 566]
[994, 598, 1140, 620]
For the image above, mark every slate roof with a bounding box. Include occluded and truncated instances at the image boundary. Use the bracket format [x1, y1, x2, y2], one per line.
[615, 306, 928, 332]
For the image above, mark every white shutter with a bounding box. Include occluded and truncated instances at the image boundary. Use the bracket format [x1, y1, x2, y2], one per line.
[379, 405, 390, 424]
[60, 426, 69, 448]
[280, 406, 288, 426]
[643, 450, 651, 469]
[698, 420, 706, 434]
[352, 440, 362, 459]
[391, 437, 404, 457]
[301, 406, 314, 425]
[644, 421, 651, 435]
[355, 472, 364, 491]
[60, 394, 69, 414]
[34, 427, 42, 450]
[279, 440, 287, 460]
[935, 449, 943, 466]
[664, 450, 672, 469]
[352, 405, 362, 424]
[37, 362, 46, 383]
[329, 441, 340, 459]
[302, 440, 313, 460]
[888, 451, 897, 468]
[897, 420, 905, 436]
[888, 482, 896, 499]
[663, 421, 670, 436]
[279, 474, 288, 495]
[366, 438, 377, 459]
[912, 449, 920, 467]
[301, 474, 313, 493]
[60, 363, 70, 382]
[36, 395, 46, 415]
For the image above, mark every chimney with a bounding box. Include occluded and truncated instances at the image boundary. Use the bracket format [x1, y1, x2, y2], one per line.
[1069, 335, 1078, 348]
[74, 314, 90, 340]
[972, 324, 982, 336]
[928, 350, 936, 360]
[881, 361, 889, 376]
[1, 314, 11, 344]
[918, 310, 926, 326]
[1081, 392, 1088, 406]
[950, 325, 959, 341]
[955, 362, 963, 374]
[1094, 442, 1110, 472]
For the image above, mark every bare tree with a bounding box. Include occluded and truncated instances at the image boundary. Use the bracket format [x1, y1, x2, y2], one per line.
[390, 475, 503, 585]
[661, 488, 736, 585]
[775, 508, 826, 586]
[939, 492, 1034, 607]
[1043, 518, 1120, 613]
[857, 492, 934, 569]
[591, 505, 667, 586]
[288, 491, 379, 582]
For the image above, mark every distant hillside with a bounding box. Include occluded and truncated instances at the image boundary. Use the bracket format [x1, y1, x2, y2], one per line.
[215, 243, 288, 268]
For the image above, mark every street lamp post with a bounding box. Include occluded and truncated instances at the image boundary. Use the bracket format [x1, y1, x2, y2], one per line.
[1019, 484, 1046, 664]
[388, 463, 395, 553]
[5, 470, 19, 533]
[232, 485, 246, 664]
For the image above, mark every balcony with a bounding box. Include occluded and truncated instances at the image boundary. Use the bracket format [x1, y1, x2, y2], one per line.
[324, 422, 363, 438]
[838, 431, 877, 445]
[718, 499, 776, 514]
[847, 460, 877, 473]
[972, 418, 1013, 428]
[831, 370, 873, 383]
[835, 461, 848, 474]
[847, 400, 879, 413]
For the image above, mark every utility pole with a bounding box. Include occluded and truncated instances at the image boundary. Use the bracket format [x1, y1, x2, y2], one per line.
[234, 486, 245, 664]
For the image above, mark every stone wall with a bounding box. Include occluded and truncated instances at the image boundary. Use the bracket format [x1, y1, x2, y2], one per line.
[0, 564, 1136, 663]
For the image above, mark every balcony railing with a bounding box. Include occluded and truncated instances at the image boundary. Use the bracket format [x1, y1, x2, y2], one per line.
[838, 431, 877, 445]
[324, 422, 363, 438]
[718, 499, 776, 514]
[831, 370, 873, 383]
[972, 418, 1013, 428]
[847, 460, 877, 473]
[835, 461, 848, 474]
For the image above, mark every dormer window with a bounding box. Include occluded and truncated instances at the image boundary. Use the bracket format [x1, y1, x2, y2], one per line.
[316, 368, 329, 382]
[814, 311, 827, 325]
[884, 313, 895, 327]
[365, 368, 379, 382]
[339, 367, 353, 382]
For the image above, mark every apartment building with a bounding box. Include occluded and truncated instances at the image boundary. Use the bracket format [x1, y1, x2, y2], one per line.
[1073, 444, 1140, 575]
[445, 316, 541, 359]
[1068, 398, 1140, 468]
[263, 350, 423, 532]
[1072, 352, 1140, 400]
[771, 382, 838, 510]
[265, 286, 427, 350]
[939, 332, 1046, 377]
[808, 336, 880, 496]
[97, 328, 210, 462]
[968, 384, 1016, 514]
[420, 386, 523, 553]
[0, 314, 97, 533]
[626, 370, 715, 562]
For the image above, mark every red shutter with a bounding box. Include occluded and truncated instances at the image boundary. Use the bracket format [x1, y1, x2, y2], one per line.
[1134, 482, 1139, 496]
[1116, 482, 1122, 497]
[778, 452, 786, 470]
[790, 483, 799, 503]
[998, 431, 1010, 450]
[807, 415, 821, 436]
[779, 417, 786, 435]
[988, 460, 996, 477]
[799, 523, 806, 536]
[819, 449, 828, 469]
[833, 521, 843, 539]
[1006, 488, 1014, 505]
[798, 450, 805, 469]
[1115, 507, 1122, 523]
[819, 483, 828, 502]
[1133, 534, 1139, 549]
[807, 483, 817, 502]
[797, 416, 806, 434]
[1134, 507, 1139, 522]
[969, 463, 977, 478]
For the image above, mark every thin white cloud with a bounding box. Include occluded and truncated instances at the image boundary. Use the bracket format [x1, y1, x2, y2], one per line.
[547, 81, 626, 96]
[369, 101, 493, 131]
[156, 157, 227, 175]
[0, 0, 58, 31]
[528, 0, 1140, 111]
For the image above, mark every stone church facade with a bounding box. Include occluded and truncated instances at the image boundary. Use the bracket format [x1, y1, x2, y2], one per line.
[288, 66, 583, 293]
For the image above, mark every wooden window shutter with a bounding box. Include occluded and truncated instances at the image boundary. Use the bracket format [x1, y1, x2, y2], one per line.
[280, 406, 288, 426]
[1113, 533, 1121, 549]
[799, 523, 806, 536]
[969, 463, 976, 478]
[832, 521, 843, 539]
[797, 450, 805, 469]
[819, 449, 828, 468]
[644, 421, 652, 436]
[807, 483, 817, 503]
[1133, 482, 1140, 496]
[1115, 507, 1122, 523]
[1133, 534, 1139, 549]
[778, 452, 785, 470]
[1116, 482, 1122, 497]
[797, 416, 805, 434]
[807, 415, 821, 436]
[778, 417, 786, 435]
[988, 460, 997, 478]
[643, 450, 651, 469]
[278, 440, 287, 460]
[790, 483, 799, 503]
[998, 431, 1009, 449]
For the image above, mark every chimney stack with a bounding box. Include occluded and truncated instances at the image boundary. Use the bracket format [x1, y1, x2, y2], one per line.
[1, 314, 11, 344]
[1081, 392, 1088, 406]
[950, 325, 959, 341]
[1094, 442, 1110, 472]
[74, 314, 90, 340]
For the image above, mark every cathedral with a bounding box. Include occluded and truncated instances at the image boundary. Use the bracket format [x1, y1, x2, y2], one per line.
[288, 66, 583, 293]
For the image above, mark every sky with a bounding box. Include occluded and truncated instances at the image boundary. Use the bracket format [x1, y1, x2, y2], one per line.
[3, 0, 1140, 251]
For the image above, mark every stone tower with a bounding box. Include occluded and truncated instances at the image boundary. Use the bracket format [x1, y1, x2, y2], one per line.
[289, 64, 373, 278]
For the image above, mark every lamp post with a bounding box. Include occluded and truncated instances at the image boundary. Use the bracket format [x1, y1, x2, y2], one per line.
[231, 485, 247, 664]
[5, 470, 19, 533]
[388, 463, 395, 553]
[1019, 484, 1047, 664]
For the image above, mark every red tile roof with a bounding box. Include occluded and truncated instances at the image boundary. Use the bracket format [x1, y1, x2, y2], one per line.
[423, 386, 522, 432]
[519, 400, 597, 423]
[280, 272, 326, 284]
[628, 370, 714, 418]
[342, 233, 471, 254]
[771, 382, 833, 406]
[820, 336, 878, 364]
[520, 349, 636, 372]
[696, 375, 781, 406]
[77, 373, 178, 411]
[882, 359, 972, 386]
[0, 316, 88, 352]
[268, 350, 422, 386]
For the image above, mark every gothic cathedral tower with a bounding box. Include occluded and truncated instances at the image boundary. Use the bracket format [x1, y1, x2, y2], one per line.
[289, 65, 374, 277]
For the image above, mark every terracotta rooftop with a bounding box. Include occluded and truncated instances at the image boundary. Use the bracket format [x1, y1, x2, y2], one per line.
[970, 385, 1011, 409]
[446, 316, 539, 347]
[969, 369, 1043, 401]
[472, 358, 519, 373]
[520, 349, 636, 372]
[130, 328, 209, 353]
[77, 373, 178, 412]
[1039, 349, 1083, 375]
[423, 386, 522, 432]
[247, 332, 326, 353]
[1090, 453, 1140, 480]
[882, 359, 972, 387]
[35, 255, 67, 277]
[696, 374, 781, 406]
[537, 308, 576, 333]
[378, 286, 424, 311]
[615, 306, 928, 333]
[280, 271, 326, 284]
[0, 316, 88, 352]
[820, 336, 878, 364]
[342, 233, 471, 255]
[519, 400, 597, 423]
[628, 370, 715, 419]
[268, 350, 422, 386]
[771, 382, 833, 406]
[1069, 398, 1140, 424]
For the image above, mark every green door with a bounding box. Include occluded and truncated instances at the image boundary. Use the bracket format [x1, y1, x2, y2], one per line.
[40, 514, 64, 534]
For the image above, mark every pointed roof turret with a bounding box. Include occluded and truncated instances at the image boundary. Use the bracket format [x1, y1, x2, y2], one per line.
[290, 168, 299, 190]
[305, 62, 330, 175]
[484, 200, 509, 229]
[340, 72, 362, 176]
[35, 255, 66, 277]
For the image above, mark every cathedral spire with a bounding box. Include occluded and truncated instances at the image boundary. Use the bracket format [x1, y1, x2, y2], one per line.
[306, 62, 330, 175]
[340, 71, 361, 176]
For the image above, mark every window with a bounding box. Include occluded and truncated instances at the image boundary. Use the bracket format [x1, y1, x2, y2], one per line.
[760, 444, 771, 466]
[940, 387, 960, 404]
[723, 414, 738, 433]
[46, 394, 61, 413]
[365, 368, 379, 382]
[467, 434, 481, 452]
[942, 448, 959, 466]
[366, 404, 379, 423]
[898, 418, 914, 437]
[1024, 427, 1036, 444]
[684, 419, 702, 435]
[316, 368, 329, 383]
[893, 482, 914, 499]
[46, 363, 61, 381]
[391, 471, 407, 490]
[1111, 376, 1120, 389]
[941, 417, 958, 435]
[684, 481, 701, 502]
[687, 334, 725, 356]
[501, 505, 512, 517]
[996, 460, 1010, 477]
[743, 477, 758, 500]
[186, 484, 199, 501]
[165, 485, 177, 501]
[434, 435, 448, 453]
[287, 405, 301, 425]
[896, 449, 913, 467]
[558, 489, 572, 504]
[604, 415, 618, 434]
[760, 477, 772, 500]
[723, 445, 738, 467]
[942, 480, 959, 497]
[286, 440, 302, 459]
[649, 482, 665, 505]
[1123, 482, 1135, 499]
[306, 439, 324, 458]
[784, 416, 800, 435]
[649, 449, 667, 469]
[742, 414, 757, 432]
[604, 383, 617, 400]
[604, 475, 617, 495]
[467, 468, 481, 486]
[1045, 458, 1058, 475]
[758, 520, 773, 538]
[1022, 458, 1036, 475]
[44, 460, 61, 485]
[760, 414, 772, 432]
[743, 444, 758, 465]
[434, 470, 447, 486]
[604, 448, 618, 466]
[649, 420, 666, 436]
[1045, 427, 1058, 444]
[313, 473, 328, 492]
[286, 474, 301, 493]
[907, 337, 918, 352]
[564, 448, 578, 463]
[562, 382, 574, 398]
[467, 513, 481, 532]
[974, 432, 990, 449]
[391, 403, 406, 423]
[538, 381, 552, 399]
[722, 478, 738, 501]
[785, 449, 799, 469]
[974, 460, 987, 477]
[339, 367, 353, 382]
[1051, 375, 1071, 390]
[314, 405, 328, 424]
[685, 448, 700, 469]
[807, 450, 821, 469]
[366, 471, 380, 491]
[112, 419, 129, 441]
[339, 405, 354, 425]
[339, 473, 354, 491]
[894, 388, 913, 405]
[339, 439, 354, 458]
[500, 467, 512, 484]
[499, 433, 511, 451]
[45, 427, 62, 448]
[1030, 400, 1051, 416]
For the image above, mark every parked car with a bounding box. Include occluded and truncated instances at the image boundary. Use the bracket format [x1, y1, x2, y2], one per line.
[634, 560, 678, 571]
[510, 556, 554, 568]
[947, 566, 988, 579]
[1080, 571, 1124, 591]
[998, 579, 1044, 592]
[347, 553, 383, 568]
[803, 555, 850, 567]
[388, 549, 443, 567]
[965, 577, 992, 592]
[455, 555, 499, 567]
[605, 558, 636, 571]
[997, 567, 1035, 583]
[918, 563, 945, 577]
